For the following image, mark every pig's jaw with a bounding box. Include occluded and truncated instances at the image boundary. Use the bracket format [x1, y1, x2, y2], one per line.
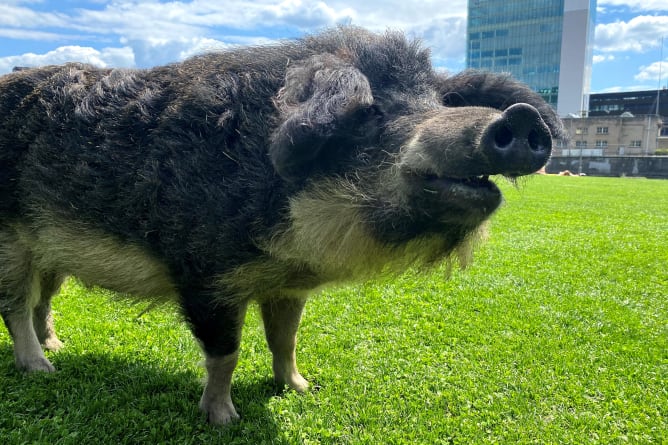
[391, 169, 503, 227]
[421, 174, 501, 211]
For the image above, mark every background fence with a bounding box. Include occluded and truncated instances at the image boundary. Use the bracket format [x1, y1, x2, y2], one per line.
[546, 156, 668, 179]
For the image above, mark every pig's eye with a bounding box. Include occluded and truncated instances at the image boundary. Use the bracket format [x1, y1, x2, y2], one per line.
[360, 105, 384, 121]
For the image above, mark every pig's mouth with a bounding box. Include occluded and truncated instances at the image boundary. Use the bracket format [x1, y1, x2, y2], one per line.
[422, 173, 498, 192]
[419, 174, 502, 215]
[428, 175, 493, 187]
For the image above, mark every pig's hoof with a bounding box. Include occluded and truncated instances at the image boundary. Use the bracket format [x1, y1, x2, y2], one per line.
[277, 371, 309, 393]
[287, 373, 309, 393]
[18, 356, 56, 373]
[200, 398, 240, 425]
[42, 336, 64, 352]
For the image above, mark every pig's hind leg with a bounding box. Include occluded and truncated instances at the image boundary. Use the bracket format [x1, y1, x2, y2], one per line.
[260, 298, 309, 392]
[32, 272, 66, 351]
[0, 229, 56, 372]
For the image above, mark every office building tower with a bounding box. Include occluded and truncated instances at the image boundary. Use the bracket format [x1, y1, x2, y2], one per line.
[467, 0, 596, 116]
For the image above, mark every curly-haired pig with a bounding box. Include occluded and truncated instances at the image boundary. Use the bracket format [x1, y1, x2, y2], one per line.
[0, 27, 563, 424]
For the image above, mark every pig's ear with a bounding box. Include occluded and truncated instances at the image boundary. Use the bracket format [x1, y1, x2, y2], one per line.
[270, 54, 373, 182]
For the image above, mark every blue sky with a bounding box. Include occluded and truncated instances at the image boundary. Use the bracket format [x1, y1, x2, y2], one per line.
[1, 0, 667, 94]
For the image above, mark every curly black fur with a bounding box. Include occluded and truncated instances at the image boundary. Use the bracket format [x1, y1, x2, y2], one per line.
[0, 27, 561, 424]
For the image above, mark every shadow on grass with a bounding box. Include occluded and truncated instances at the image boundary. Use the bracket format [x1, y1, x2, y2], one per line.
[0, 344, 291, 444]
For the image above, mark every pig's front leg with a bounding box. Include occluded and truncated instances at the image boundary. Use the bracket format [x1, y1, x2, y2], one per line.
[201, 351, 241, 425]
[181, 294, 249, 425]
[260, 298, 309, 392]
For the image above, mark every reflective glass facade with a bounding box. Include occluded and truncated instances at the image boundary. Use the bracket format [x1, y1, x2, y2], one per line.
[467, 0, 596, 115]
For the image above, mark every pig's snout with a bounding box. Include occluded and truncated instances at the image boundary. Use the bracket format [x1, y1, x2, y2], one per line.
[481, 103, 552, 176]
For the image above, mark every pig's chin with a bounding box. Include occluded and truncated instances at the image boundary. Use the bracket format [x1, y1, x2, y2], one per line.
[420, 174, 502, 218]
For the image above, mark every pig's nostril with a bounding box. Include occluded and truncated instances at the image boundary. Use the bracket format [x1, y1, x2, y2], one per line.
[528, 129, 545, 152]
[494, 125, 514, 148]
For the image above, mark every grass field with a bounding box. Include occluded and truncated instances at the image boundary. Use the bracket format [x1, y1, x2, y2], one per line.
[1, 175, 666, 444]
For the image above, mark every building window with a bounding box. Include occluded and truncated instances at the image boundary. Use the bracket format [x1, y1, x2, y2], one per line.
[595, 140, 608, 147]
[482, 31, 495, 39]
[575, 127, 588, 135]
[596, 127, 609, 134]
[630, 140, 642, 147]
[576, 141, 587, 147]
[509, 48, 522, 56]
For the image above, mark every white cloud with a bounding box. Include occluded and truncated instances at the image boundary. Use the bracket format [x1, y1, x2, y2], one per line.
[2, 0, 49, 4]
[1, 1, 469, 44]
[595, 15, 668, 53]
[593, 84, 659, 93]
[0, 46, 135, 73]
[259, 0, 356, 27]
[593, 54, 615, 64]
[0, 4, 67, 28]
[598, 0, 668, 12]
[413, 17, 468, 68]
[177, 38, 235, 60]
[634, 59, 668, 82]
[120, 37, 232, 67]
[0, 28, 66, 41]
[1, 1, 469, 69]
[68, 0, 358, 38]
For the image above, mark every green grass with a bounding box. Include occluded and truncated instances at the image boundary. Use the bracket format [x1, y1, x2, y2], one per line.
[1, 175, 666, 444]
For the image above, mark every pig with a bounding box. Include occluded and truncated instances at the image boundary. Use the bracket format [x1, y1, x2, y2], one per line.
[0, 27, 563, 425]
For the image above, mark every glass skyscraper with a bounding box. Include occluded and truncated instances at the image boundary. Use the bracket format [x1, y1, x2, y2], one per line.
[466, 0, 596, 116]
